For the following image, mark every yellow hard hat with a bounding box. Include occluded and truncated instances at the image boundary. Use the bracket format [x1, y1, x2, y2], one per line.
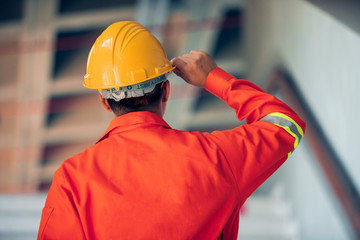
[83, 21, 175, 90]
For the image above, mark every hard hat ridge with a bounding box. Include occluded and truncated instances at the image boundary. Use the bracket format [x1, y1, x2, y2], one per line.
[116, 22, 148, 54]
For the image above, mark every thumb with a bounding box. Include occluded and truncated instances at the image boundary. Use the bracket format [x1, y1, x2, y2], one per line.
[171, 57, 188, 80]
[173, 67, 186, 80]
[172, 57, 189, 70]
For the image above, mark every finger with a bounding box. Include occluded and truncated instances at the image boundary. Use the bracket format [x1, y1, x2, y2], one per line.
[173, 67, 187, 81]
[171, 57, 188, 71]
[172, 68, 182, 76]
[190, 50, 205, 55]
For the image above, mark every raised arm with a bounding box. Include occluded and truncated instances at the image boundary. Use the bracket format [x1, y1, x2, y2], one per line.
[172, 50, 305, 201]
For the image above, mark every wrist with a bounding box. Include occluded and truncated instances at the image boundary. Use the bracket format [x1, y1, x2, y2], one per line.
[205, 68, 234, 98]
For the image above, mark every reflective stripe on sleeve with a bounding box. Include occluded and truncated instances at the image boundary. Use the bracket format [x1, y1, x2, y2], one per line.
[260, 112, 304, 157]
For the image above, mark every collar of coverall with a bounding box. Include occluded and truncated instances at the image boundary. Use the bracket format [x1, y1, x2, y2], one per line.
[96, 111, 171, 144]
[100, 74, 168, 101]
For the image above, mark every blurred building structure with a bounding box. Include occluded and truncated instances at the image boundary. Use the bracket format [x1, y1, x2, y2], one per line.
[0, 0, 359, 239]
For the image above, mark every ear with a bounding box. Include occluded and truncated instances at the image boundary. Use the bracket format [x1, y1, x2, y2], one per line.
[162, 80, 170, 102]
[98, 94, 112, 112]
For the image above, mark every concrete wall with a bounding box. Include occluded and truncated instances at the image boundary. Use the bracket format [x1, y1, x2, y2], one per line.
[246, 0, 360, 190]
[277, 141, 353, 239]
[245, 0, 360, 239]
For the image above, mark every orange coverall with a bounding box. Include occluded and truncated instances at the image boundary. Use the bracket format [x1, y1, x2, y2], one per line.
[38, 68, 305, 240]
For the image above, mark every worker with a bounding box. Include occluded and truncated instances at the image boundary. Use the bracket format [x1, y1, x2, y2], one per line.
[38, 21, 305, 240]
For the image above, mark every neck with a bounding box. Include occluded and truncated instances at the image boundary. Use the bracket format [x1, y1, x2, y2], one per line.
[114, 106, 163, 118]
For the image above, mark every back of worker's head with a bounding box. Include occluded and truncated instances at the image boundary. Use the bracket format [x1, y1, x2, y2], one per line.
[83, 21, 174, 116]
[106, 80, 166, 115]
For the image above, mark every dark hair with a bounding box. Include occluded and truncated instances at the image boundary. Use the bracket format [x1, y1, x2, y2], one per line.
[107, 82, 165, 115]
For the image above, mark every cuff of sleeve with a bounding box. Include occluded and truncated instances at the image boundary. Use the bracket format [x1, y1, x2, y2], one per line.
[205, 67, 234, 99]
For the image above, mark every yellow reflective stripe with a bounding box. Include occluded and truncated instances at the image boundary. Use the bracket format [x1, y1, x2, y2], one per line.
[274, 124, 300, 144]
[260, 112, 304, 157]
[273, 123, 299, 148]
[267, 112, 304, 138]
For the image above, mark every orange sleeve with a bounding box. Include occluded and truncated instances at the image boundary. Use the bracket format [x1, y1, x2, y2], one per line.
[37, 169, 86, 240]
[205, 68, 305, 202]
